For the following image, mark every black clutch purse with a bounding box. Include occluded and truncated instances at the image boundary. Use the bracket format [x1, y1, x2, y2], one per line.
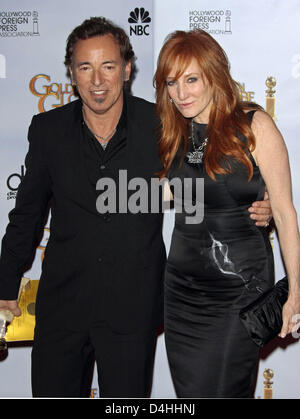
[239, 277, 289, 347]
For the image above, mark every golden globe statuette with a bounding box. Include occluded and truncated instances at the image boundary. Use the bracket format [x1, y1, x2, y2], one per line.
[0, 310, 13, 351]
[1, 228, 49, 349]
[263, 368, 274, 399]
[5, 278, 38, 342]
[0, 279, 28, 351]
[0, 278, 39, 350]
[265, 76, 276, 120]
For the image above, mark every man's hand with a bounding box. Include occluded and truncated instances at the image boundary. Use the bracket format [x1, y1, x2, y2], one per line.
[0, 300, 21, 317]
[248, 190, 272, 227]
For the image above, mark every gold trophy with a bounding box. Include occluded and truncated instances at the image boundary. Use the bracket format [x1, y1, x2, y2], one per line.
[265, 76, 276, 120]
[263, 368, 274, 399]
[0, 278, 39, 351]
[0, 310, 13, 351]
[0, 228, 48, 351]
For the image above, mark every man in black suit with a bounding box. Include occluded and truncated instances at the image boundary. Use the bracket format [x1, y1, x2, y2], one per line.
[0, 17, 271, 397]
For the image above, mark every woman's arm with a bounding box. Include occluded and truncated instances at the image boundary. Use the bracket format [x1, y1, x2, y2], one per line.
[251, 110, 300, 338]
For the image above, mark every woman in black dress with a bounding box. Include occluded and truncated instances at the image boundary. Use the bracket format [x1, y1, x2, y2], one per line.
[154, 29, 300, 398]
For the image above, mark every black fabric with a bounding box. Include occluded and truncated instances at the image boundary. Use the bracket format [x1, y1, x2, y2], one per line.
[165, 115, 274, 398]
[239, 276, 288, 347]
[31, 321, 157, 398]
[82, 95, 127, 164]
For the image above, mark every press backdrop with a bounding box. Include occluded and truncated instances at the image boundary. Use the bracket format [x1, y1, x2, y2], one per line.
[0, 0, 299, 398]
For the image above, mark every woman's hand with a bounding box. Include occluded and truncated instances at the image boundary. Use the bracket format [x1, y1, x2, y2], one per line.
[279, 294, 300, 338]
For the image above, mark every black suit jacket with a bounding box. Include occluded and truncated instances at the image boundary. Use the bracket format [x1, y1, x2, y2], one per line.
[0, 94, 166, 333]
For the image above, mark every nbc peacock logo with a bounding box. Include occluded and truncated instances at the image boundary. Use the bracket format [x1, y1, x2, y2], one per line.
[128, 7, 151, 36]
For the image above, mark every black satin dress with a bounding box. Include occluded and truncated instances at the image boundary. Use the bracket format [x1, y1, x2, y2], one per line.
[165, 114, 274, 398]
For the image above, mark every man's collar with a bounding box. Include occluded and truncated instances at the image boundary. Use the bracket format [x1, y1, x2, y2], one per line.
[75, 91, 127, 131]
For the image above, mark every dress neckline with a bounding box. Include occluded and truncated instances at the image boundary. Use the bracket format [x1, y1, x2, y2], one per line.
[193, 120, 207, 126]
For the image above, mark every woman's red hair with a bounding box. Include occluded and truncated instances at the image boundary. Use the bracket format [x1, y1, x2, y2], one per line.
[154, 29, 262, 180]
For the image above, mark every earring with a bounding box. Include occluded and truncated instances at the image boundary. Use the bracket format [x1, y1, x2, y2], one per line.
[169, 98, 173, 103]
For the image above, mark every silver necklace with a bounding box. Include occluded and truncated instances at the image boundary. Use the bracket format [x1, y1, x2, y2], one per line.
[186, 119, 208, 164]
[92, 128, 116, 142]
[82, 109, 116, 143]
[100, 142, 109, 150]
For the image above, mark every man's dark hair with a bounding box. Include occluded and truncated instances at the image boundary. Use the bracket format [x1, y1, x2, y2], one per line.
[64, 16, 136, 68]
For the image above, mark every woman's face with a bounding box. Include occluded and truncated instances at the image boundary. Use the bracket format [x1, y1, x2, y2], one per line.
[166, 58, 213, 123]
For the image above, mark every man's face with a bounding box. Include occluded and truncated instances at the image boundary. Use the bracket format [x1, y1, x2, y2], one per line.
[69, 34, 131, 117]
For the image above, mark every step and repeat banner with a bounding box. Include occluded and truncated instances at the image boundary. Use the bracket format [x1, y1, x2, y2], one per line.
[0, 0, 299, 398]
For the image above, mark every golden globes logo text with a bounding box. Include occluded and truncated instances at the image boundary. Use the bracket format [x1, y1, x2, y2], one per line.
[29, 74, 75, 113]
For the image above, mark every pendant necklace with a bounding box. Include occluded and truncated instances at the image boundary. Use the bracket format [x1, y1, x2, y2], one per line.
[186, 119, 208, 164]
[82, 108, 116, 149]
